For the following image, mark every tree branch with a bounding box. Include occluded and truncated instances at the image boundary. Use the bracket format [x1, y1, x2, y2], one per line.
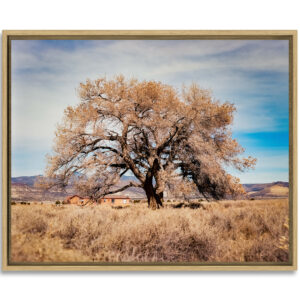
[105, 181, 142, 195]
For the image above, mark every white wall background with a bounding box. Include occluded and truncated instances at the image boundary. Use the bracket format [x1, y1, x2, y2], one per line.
[0, 1, 299, 299]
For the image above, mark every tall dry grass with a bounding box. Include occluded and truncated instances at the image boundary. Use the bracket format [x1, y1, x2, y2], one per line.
[10, 199, 289, 263]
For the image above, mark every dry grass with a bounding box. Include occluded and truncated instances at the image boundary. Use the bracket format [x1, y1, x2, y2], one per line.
[10, 198, 289, 263]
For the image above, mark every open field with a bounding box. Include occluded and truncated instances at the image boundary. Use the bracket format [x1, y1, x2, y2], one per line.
[10, 198, 289, 263]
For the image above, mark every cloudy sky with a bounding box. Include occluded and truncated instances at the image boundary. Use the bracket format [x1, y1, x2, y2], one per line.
[11, 39, 289, 183]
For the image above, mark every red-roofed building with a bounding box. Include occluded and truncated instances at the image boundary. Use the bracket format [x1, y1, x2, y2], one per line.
[63, 194, 130, 206]
[98, 195, 130, 206]
[63, 195, 90, 205]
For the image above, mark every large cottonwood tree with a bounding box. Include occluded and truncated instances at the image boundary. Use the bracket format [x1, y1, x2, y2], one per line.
[44, 75, 256, 209]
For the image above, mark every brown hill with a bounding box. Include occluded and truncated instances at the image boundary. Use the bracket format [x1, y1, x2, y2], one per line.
[10, 175, 145, 202]
[244, 181, 289, 198]
[10, 176, 289, 202]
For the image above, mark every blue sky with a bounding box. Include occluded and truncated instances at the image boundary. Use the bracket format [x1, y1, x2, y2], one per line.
[11, 39, 289, 183]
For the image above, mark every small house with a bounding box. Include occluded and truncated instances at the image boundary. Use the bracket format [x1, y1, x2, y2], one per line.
[63, 195, 90, 205]
[98, 195, 130, 206]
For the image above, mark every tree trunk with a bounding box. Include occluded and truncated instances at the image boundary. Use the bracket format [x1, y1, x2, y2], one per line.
[144, 179, 163, 210]
[154, 191, 164, 207]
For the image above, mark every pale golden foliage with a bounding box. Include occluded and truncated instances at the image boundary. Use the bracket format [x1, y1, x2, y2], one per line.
[44, 75, 256, 208]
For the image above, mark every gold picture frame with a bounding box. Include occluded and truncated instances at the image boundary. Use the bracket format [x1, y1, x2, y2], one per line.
[2, 30, 297, 271]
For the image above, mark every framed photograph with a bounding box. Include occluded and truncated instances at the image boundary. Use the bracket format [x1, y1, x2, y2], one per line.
[2, 30, 297, 271]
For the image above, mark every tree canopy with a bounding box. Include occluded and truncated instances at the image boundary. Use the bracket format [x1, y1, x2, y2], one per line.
[43, 75, 256, 209]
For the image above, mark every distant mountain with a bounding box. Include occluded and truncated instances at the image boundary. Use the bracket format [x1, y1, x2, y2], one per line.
[10, 175, 145, 202]
[11, 174, 138, 186]
[10, 175, 289, 201]
[11, 175, 42, 186]
[244, 181, 289, 198]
